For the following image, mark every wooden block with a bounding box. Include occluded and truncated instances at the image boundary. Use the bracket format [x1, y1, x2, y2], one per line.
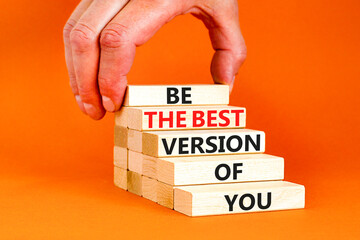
[157, 181, 174, 209]
[114, 126, 127, 148]
[114, 167, 127, 190]
[123, 84, 229, 107]
[142, 154, 157, 179]
[127, 171, 142, 196]
[157, 154, 284, 185]
[128, 129, 142, 152]
[128, 150, 143, 174]
[142, 129, 265, 157]
[174, 181, 305, 216]
[113, 146, 127, 169]
[114, 106, 127, 127]
[142, 176, 157, 202]
[116, 105, 246, 131]
[128, 150, 157, 178]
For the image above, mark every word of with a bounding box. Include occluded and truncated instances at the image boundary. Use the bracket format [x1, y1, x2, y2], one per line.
[215, 163, 243, 181]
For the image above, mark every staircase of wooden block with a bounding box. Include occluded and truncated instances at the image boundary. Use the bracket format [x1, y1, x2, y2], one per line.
[113, 85, 305, 216]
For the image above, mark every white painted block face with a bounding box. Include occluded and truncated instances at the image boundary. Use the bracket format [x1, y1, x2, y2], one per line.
[157, 154, 284, 185]
[117, 106, 246, 131]
[123, 85, 229, 106]
[174, 181, 305, 216]
[142, 129, 265, 157]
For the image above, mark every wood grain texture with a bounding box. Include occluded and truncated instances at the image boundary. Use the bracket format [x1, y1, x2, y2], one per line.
[128, 150, 143, 174]
[141, 154, 157, 179]
[114, 106, 127, 127]
[123, 85, 229, 106]
[157, 154, 284, 185]
[142, 176, 157, 202]
[114, 167, 127, 190]
[128, 129, 142, 152]
[116, 106, 246, 131]
[113, 146, 127, 169]
[127, 171, 142, 196]
[174, 181, 305, 216]
[142, 129, 265, 157]
[157, 181, 174, 209]
[114, 126, 127, 148]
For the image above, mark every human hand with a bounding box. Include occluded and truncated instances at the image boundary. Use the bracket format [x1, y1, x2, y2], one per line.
[63, 0, 247, 120]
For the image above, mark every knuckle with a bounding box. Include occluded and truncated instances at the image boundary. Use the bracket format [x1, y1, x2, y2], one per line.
[100, 24, 130, 49]
[77, 85, 97, 103]
[69, 23, 96, 52]
[98, 76, 115, 90]
[233, 46, 247, 63]
[98, 76, 128, 98]
[63, 19, 76, 41]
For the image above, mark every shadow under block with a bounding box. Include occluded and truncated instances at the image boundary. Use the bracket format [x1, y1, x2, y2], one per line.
[142, 176, 157, 202]
[115, 106, 246, 131]
[114, 146, 127, 169]
[127, 171, 142, 196]
[174, 181, 305, 217]
[157, 154, 284, 185]
[114, 126, 128, 148]
[122, 84, 229, 107]
[142, 129, 265, 157]
[114, 167, 127, 190]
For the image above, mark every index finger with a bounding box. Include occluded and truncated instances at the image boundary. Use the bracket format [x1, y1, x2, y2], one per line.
[98, 0, 188, 112]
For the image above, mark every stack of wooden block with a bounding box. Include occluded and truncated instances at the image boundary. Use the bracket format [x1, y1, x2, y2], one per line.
[113, 84, 305, 216]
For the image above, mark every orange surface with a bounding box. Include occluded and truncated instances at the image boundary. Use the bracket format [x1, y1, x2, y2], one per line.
[1, 0, 359, 239]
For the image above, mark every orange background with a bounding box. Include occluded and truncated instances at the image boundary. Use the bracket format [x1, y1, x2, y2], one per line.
[1, 0, 359, 239]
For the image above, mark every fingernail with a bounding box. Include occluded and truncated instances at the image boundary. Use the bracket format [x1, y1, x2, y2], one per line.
[75, 95, 82, 105]
[75, 95, 86, 114]
[83, 103, 97, 116]
[102, 96, 116, 112]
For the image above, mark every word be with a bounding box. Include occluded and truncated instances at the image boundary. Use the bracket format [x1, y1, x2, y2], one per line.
[167, 87, 192, 104]
[225, 192, 272, 211]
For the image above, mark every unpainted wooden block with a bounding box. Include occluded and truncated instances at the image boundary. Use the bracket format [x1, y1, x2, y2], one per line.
[157, 181, 174, 209]
[128, 129, 142, 152]
[142, 176, 157, 202]
[113, 146, 128, 169]
[174, 181, 305, 217]
[127, 151, 157, 178]
[123, 85, 229, 107]
[142, 129, 265, 157]
[128, 150, 143, 174]
[127, 171, 142, 196]
[157, 154, 284, 185]
[142, 154, 157, 179]
[114, 106, 127, 127]
[117, 105, 246, 131]
[114, 125, 128, 148]
[114, 167, 127, 190]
